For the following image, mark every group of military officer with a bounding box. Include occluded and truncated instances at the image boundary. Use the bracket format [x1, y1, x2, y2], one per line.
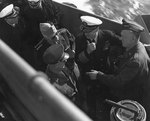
[0, 0, 150, 121]
[75, 16, 149, 121]
[0, 0, 60, 68]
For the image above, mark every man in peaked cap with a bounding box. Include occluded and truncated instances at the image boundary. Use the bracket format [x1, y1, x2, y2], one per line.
[0, 3, 37, 68]
[121, 18, 145, 50]
[87, 18, 150, 120]
[34, 22, 58, 71]
[122, 18, 144, 33]
[39, 22, 76, 52]
[21, 0, 61, 70]
[43, 44, 80, 103]
[75, 15, 123, 120]
[0, 3, 26, 54]
[21, 0, 61, 47]
[0, 4, 20, 27]
[75, 15, 123, 73]
[35, 22, 76, 71]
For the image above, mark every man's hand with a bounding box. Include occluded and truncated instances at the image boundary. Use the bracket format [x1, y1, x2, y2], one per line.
[86, 42, 96, 54]
[86, 70, 98, 80]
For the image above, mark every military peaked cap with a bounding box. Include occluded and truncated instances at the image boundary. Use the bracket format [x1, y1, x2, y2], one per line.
[40, 23, 57, 39]
[122, 19, 144, 33]
[43, 44, 69, 64]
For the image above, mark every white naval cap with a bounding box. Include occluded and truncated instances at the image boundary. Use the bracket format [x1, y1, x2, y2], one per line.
[0, 4, 14, 18]
[80, 15, 102, 26]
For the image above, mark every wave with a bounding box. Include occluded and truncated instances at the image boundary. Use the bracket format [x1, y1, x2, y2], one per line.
[54, 0, 150, 22]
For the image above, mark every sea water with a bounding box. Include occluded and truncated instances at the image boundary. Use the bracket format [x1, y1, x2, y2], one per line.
[54, 0, 150, 22]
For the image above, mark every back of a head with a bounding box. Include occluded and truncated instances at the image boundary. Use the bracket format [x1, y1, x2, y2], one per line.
[43, 44, 69, 64]
[40, 22, 57, 41]
[122, 19, 144, 38]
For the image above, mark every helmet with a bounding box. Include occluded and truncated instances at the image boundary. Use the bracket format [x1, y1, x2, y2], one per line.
[110, 100, 146, 121]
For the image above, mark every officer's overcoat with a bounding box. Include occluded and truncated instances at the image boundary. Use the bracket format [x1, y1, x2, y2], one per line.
[75, 29, 123, 74]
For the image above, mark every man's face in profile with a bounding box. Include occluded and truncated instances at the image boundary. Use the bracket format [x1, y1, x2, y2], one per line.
[85, 27, 99, 41]
[121, 30, 135, 48]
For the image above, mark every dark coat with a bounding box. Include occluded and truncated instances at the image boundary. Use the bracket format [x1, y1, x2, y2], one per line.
[75, 30, 123, 112]
[97, 42, 150, 105]
[22, 0, 60, 45]
[0, 17, 26, 55]
[34, 28, 75, 71]
[0, 17, 38, 67]
[75, 29, 123, 74]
